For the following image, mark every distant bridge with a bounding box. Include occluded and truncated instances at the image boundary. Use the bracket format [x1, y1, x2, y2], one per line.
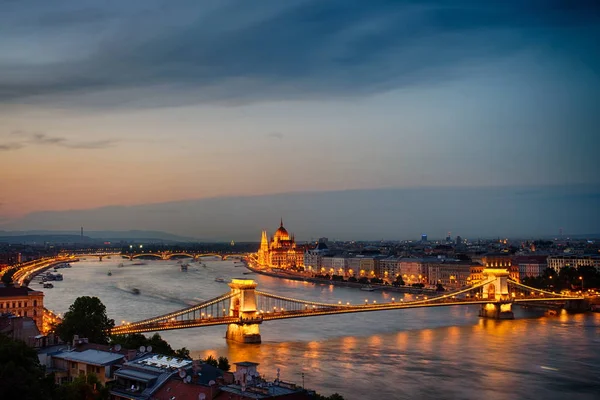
[61, 251, 247, 261]
[110, 268, 584, 343]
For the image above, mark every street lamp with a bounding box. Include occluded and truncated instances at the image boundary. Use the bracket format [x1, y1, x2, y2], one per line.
[579, 276, 584, 291]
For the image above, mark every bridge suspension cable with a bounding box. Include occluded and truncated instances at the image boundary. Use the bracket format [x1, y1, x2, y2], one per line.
[111, 292, 236, 333]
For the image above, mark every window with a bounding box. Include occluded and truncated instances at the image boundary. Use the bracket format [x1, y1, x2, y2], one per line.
[18, 302, 22, 308]
[25, 302, 28, 307]
[24, 311, 27, 317]
[72, 362, 77, 369]
[34, 300, 37, 307]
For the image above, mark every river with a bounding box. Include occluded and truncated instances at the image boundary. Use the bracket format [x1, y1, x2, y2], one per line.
[40, 258, 600, 400]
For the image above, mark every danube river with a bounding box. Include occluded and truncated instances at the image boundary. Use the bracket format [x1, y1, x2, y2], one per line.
[41, 258, 600, 399]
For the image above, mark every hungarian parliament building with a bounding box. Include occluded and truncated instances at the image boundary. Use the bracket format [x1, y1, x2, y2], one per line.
[257, 219, 304, 269]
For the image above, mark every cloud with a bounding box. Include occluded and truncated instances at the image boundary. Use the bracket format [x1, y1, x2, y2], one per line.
[0, 1, 598, 107]
[1, 130, 116, 150]
[266, 132, 284, 140]
[0, 142, 24, 151]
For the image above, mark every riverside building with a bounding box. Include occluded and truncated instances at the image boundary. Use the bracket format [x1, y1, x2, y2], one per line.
[257, 220, 304, 269]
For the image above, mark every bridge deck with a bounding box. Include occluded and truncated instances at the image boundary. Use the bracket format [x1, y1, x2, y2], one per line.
[111, 294, 582, 335]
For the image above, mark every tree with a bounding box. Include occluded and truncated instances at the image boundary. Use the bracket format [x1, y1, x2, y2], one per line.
[174, 347, 190, 359]
[110, 333, 174, 355]
[55, 296, 115, 344]
[436, 283, 445, 292]
[315, 393, 345, 400]
[217, 356, 230, 372]
[0, 334, 57, 399]
[393, 275, 405, 287]
[203, 355, 218, 367]
[1, 267, 17, 286]
[54, 374, 109, 400]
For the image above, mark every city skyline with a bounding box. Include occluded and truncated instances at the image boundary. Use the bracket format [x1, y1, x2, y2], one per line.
[1, 1, 599, 226]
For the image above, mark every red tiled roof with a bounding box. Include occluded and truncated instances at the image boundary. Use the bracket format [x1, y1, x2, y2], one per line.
[153, 379, 215, 400]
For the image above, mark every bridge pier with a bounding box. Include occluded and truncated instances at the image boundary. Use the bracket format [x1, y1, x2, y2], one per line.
[479, 302, 514, 320]
[479, 268, 514, 320]
[98, 256, 103, 262]
[226, 279, 262, 344]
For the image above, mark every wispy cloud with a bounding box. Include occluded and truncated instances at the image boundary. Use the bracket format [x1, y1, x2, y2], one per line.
[0, 142, 24, 151]
[266, 132, 284, 140]
[2, 130, 116, 150]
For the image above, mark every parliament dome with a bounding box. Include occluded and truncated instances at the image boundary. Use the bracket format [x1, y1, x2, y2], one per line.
[273, 219, 290, 241]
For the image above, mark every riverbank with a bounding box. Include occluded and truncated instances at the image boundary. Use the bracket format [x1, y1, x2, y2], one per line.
[19, 258, 76, 285]
[245, 263, 438, 295]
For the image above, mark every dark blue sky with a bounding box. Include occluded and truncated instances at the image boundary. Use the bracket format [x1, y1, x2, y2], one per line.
[0, 1, 598, 237]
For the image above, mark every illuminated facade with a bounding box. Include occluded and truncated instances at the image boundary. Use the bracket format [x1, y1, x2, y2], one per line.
[0, 286, 44, 331]
[257, 220, 304, 269]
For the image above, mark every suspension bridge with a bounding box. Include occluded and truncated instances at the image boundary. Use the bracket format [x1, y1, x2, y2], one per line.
[110, 268, 584, 343]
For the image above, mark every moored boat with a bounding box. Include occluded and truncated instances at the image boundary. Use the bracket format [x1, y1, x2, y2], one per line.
[43, 283, 54, 288]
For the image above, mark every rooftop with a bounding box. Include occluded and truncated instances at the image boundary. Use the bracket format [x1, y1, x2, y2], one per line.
[220, 382, 305, 399]
[52, 349, 125, 366]
[0, 285, 43, 298]
[235, 361, 259, 367]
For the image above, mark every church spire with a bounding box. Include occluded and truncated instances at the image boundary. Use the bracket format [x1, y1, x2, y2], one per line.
[280, 217, 284, 228]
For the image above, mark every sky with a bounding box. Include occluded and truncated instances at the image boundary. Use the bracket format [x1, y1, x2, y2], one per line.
[1, 1, 599, 239]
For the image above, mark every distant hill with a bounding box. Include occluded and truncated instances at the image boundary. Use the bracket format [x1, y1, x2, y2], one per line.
[0, 230, 198, 244]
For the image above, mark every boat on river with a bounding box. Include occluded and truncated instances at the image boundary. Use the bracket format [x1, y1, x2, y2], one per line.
[43, 283, 54, 289]
[215, 277, 226, 283]
[360, 285, 375, 292]
[180, 263, 189, 271]
[107, 271, 112, 276]
[132, 288, 140, 295]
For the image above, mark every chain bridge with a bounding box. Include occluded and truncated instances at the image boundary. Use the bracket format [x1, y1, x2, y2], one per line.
[110, 268, 584, 343]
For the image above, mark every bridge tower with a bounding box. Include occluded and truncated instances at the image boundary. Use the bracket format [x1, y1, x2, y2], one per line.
[226, 279, 262, 344]
[98, 255, 103, 262]
[479, 268, 514, 319]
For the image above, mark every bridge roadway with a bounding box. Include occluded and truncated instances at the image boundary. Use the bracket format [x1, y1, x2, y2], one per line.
[111, 282, 583, 335]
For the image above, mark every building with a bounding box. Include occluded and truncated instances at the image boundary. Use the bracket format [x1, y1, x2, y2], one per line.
[0, 251, 21, 268]
[399, 258, 429, 285]
[218, 362, 312, 400]
[427, 260, 474, 289]
[481, 253, 519, 282]
[0, 314, 42, 347]
[513, 256, 548, 278]
[0, 285, 44, 331]
[111, 353, 194, 399]
[377, 257, 400, 282]
[50, 348, 126, 385]
[421, 234, 428, 243]
[345, 257, 361, 277]
[470, 264, 485, 285]
[257, 220, 304, 269]
[303, 242, 329, 271]
[547, 255, 600, 272]
[152, 361, 227, 400]
[358, 257, 378, 278]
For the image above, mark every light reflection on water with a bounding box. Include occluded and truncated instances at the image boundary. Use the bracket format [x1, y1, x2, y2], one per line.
[43, 259, 600, 399]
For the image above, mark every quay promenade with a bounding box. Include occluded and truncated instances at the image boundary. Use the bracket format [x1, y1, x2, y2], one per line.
[245, 263, 440, 295]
